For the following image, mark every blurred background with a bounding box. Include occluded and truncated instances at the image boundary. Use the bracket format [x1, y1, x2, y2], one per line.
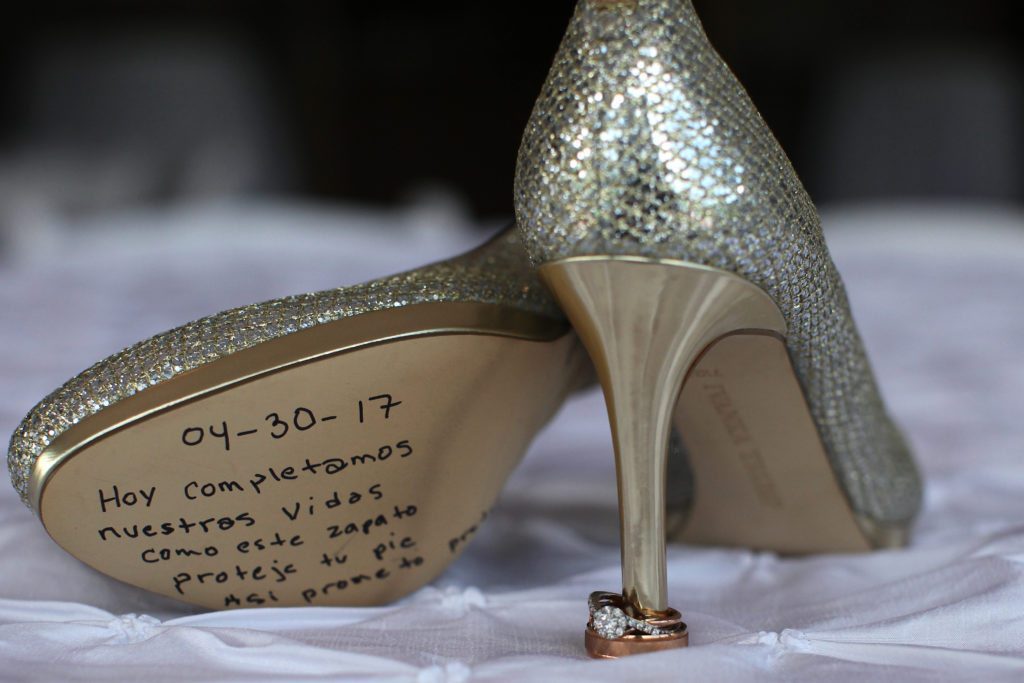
[1, 0, 1022, 252]
[2, 2, 1024, 638]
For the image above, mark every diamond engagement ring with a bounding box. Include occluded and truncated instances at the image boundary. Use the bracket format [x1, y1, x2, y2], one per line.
[585, 591, 688, 658]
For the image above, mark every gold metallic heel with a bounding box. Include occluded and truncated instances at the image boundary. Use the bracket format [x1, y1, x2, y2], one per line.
[541, 255, 786, 657]
[515, 0, 922, 657]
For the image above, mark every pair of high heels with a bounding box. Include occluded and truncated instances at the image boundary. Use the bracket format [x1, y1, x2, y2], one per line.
[7, 0, 920, 658]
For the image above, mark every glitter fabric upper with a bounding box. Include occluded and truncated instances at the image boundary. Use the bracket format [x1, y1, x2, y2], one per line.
[515, 0, 921, 526]
[6, 229, 564, 506]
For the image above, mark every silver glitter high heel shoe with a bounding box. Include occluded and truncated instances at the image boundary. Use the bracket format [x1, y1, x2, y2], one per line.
[515, 0, 922, 657]
[7, 228, 590, 609]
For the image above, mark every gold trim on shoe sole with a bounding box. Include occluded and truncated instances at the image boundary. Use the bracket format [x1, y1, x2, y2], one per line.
[32, 303, 581, 609]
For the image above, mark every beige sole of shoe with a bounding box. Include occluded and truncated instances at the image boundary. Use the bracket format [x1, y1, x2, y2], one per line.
[32, 303, 582, 609]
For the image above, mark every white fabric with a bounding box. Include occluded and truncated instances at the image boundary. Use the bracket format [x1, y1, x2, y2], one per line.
[1, 200, 1023, 681]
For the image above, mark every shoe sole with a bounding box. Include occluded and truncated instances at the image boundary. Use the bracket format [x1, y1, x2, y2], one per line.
[33, 303, 580, 609]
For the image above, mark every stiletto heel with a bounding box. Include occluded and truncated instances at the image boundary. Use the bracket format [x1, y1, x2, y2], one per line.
[515, 0, 922, 657]
[544, 256, 785, 656]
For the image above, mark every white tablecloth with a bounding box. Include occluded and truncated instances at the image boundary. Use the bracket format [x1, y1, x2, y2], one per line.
[1, 200, 1022, 681]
